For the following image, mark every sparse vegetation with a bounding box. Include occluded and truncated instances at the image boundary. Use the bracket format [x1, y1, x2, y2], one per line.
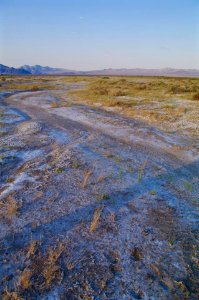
[90, 207, 103, 233]
[67, 76, 199, 134]
[192, 92, 199, 100]
[150, 189, 157, 195]
[0, 75, 198, 299]
[31, 85, 39, 91]
[55, 167, 64, 173]
[138, 160, 147, 183]
[51, 101, 59, 108]
[0, 195, 18, 222]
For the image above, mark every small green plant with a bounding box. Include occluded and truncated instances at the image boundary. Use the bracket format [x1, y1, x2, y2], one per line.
[71, 162, 81, 169]
[96, 195, 100, 201]
[102, 194, 109, 200]
[127, 163, 131, 172]
[55, 167, 64, 173]
[138, 160, 147, 183]
[109, 171, 113, 179]
[113, 156, 122, 163]
[6, 177, 14, 183]
[1, 76, 6, 82]
[154, 165, 161, 171]
[184, 181, 193, 192]
[150, 189, 157, 196]
[118, 169, 123, 179]
[169, 240, 174, 246]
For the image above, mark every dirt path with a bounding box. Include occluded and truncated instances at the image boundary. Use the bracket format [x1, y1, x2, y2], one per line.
[0, 90, 198, 299]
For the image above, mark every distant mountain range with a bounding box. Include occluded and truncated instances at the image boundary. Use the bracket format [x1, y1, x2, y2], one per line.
[21, 65, 76, 75]
[0, 64, 31, 75]
[1, 64, 199, 77]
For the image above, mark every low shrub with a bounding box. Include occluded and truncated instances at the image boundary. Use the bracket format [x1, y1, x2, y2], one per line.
[31, 85, 39, 91]
[192, 93, 199, 100]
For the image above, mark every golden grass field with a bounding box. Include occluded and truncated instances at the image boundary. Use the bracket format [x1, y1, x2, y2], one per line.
[1, 75, 198, 136]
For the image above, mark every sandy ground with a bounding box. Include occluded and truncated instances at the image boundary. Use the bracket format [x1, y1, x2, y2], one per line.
[0, 87, 198, 299]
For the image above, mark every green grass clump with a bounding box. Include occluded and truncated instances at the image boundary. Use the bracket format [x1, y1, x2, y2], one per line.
[55, 167, 64, 173]
[150, 190, 157, 196]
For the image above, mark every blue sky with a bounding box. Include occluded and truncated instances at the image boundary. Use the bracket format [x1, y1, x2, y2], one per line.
[0, 0, 198, 70]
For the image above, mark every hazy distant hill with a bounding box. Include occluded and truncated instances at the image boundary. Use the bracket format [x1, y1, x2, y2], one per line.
[85, 68, 199, 77]
[21, 65, 77, 75]
[0, 64, 30, 75]
[1, 64, 199, 77]
[21, 65, 199, 77]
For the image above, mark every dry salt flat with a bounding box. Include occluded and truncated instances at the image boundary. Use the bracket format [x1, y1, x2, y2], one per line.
[0, 87, 198, 299]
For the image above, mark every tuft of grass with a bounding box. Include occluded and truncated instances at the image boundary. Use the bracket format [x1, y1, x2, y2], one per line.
[55, 167, 64, 173]
[90, 207, 103, 233]
[31, 85, 39, 91]
[97, 174, 105, 183]
[18, 269, 31, 290]
[102, 194, 109, 200]
[51, 101, 59, 108]
[137, 160, 147, 183]
[81, 169, 92, 188]
[42, 243, 64, 286]
[184, 181, 193, 192]
[0, 196, 18, 222]
[71, 162, 81, 169]
[192, 92, 199, 100]
[150, 189, 157, 196]
[2, 290, 20, 300]
[169, 240, 175, 246]
[6, 177, 15, 184]
[131, 247, 143, 261]
[26, 240, 37, 259]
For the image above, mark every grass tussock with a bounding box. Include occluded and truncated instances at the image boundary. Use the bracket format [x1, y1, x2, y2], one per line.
[81, 169, 92, 188]
[90, 207, 103, 233]
[6, 241, 65, 297]
[51, 101, 59, 108]
[0, 195, 18, 222]
[192, 92, 199, 100]
[138, 160, 147, 183]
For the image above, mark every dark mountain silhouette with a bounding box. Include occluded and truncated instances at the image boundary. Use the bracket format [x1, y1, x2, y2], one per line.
[21, 65, 76, 75]
[0, 64, 30, 75]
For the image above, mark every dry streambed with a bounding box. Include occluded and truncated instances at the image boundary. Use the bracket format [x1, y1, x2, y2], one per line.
[0, 89, 198, 299]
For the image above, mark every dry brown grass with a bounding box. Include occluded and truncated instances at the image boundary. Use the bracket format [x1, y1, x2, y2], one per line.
[67, 76, 199, 134]
[18, 269, 31, 290]
[0, 196, 18, 222]
[81, 169, 92, 188]
[26, 240, 37, 259]
[192, 92, 199, 100]
[42, 243, 64, 286]
[89, 207, 103, 233]
[97, 174, 105, 183]
[31, 85, 39, 91]
[2, 290, 21, 300]
[51, 101, 59, 108]
[15, 241, 64, 296]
